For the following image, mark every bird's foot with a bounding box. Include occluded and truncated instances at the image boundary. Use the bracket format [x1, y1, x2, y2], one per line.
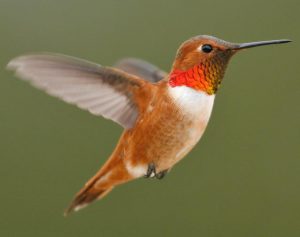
[155, 170, 168, 180]
[145, 162, 156, 178]
[145, 162, 168, 180]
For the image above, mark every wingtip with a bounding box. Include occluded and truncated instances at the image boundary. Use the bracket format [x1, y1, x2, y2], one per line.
[6, 55, 32, 71]
[5, 53, 59, 71]
[6, 58, 19, 71]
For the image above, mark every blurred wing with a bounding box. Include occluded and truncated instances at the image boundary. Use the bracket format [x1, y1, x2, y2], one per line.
[7, 53, 148, 129]
[114, 58, 167, 83]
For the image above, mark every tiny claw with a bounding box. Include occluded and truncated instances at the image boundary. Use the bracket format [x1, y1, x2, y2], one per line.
[155, 169, 168, 180]
[145, 163, 168, 180]
[145, 162, 156, 178]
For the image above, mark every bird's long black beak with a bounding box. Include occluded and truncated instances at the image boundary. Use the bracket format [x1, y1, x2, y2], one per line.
[233, 39, 292, 50]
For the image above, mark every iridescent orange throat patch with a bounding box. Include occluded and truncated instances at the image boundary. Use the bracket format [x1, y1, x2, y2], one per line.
[169, 62, 226, 95]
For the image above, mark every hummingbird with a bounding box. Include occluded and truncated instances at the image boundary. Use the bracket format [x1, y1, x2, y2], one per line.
[7, 35, 291, 215]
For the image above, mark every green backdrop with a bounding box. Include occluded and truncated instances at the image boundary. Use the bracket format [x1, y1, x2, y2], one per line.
[0, 0, 299, 236]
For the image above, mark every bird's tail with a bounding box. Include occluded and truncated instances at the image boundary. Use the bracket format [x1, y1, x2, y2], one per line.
[64, 159, 131, 215]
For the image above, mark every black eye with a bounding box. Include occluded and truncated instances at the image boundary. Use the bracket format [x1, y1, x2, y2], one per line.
[201, 44, 213, 53]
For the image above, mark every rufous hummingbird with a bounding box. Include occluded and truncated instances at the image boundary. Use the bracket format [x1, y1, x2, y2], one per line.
[7, 35, 291, 215]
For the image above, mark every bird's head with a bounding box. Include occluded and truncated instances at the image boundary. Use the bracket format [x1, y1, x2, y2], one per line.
[170, 35, 291, 94]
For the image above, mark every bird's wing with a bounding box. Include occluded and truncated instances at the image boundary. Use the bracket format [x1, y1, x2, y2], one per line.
[114, 58, 167, 83]
[7, 53, 151, 129]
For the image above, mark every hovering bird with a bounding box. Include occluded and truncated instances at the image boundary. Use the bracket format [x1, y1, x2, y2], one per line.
[7, 35, 291, 215]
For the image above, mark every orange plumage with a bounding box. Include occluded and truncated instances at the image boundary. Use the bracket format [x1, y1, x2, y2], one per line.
[6, 35, 291, 215]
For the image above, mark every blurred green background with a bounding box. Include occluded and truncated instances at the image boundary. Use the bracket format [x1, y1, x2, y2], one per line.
[0, 0, 299, 236]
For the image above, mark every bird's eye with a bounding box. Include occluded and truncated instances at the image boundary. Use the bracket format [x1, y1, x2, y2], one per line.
[201, 44, 213, 53]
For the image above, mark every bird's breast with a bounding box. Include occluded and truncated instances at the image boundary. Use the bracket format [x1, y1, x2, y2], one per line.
[125, 85, 215, 175]
[160, 85, 215, 166]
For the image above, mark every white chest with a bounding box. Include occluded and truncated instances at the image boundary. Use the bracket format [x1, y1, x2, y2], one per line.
[168, 86, 215, 159]
[168, 85, 215, 122]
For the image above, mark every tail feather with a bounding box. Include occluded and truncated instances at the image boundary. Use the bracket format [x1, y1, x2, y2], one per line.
[64, 184, 113, 215]
[64, 168, 115, 216]
[64, 159, 132, 215]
